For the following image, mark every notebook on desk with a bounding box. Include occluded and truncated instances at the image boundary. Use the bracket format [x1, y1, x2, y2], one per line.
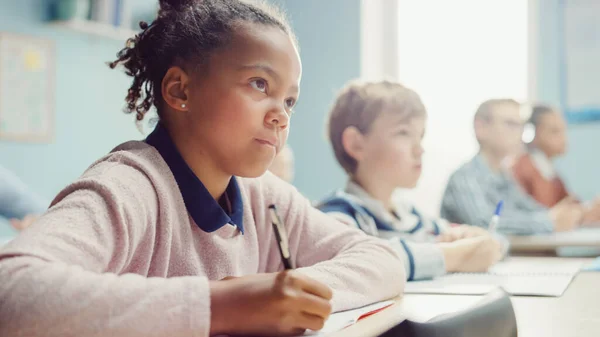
[303, 300, 396, 336]
[404, 258, 583, 297]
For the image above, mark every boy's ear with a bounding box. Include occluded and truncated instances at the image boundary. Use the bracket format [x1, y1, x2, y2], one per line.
[342, 126, 366, 162]
[473, 117, 487, 145]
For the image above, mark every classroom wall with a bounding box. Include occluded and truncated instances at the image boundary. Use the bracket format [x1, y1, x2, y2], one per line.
[272, 0, 362, 201]
[2, 0, 596, 236]
[536, 0, 600, 201]
[0, 0, 154, 234]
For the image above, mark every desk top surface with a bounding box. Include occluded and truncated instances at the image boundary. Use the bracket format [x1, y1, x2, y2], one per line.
[509, 227, 600, 252]
[330, 261, 600, 337]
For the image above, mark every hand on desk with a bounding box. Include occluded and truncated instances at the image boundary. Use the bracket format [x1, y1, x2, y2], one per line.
[581, 198, 600, 226]
[551, 197, 584, 232]
[436, 225, 488, 243]
[209, 270, 333, 336]
[9, 214, 38, 231]
[440, 236, 503, 273]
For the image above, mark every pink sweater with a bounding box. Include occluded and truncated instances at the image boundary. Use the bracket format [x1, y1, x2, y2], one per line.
[0, 141, 404, 337]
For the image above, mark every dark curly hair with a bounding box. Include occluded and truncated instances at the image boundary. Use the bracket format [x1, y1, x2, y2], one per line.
[109, 0, 295, 122]
[528, 104, 557, 128]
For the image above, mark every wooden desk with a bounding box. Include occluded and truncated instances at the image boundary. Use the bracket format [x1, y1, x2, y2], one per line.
[330, 267, 600, 337]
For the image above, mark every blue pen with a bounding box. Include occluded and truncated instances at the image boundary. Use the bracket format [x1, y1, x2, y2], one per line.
[488, 201, 504, 233]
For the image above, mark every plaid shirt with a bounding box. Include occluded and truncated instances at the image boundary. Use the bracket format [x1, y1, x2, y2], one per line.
[441, 154, 553, 235]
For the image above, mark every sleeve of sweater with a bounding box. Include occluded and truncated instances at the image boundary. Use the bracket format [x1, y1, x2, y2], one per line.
[255, 174, 405, 312]
[0, 162, 210, 337]
[320, 203, 446, 282]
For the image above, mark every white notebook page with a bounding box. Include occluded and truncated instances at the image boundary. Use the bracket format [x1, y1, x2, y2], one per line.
[404, 257, 583, 297]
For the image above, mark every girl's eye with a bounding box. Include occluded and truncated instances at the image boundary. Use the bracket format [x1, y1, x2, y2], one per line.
[285, 98, 296, 110]
[250, 79, 267, 93]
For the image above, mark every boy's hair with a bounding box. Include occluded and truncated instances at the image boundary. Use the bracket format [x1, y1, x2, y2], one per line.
[327, 80, 426, 175]
[527, 104, 557, 129]
[109, 0, 295, 122]
[473, 98, 520, 122]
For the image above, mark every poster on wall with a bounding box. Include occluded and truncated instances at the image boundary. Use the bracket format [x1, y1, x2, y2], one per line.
[561, 0, 600, 123]
[0, 33, 55, 142]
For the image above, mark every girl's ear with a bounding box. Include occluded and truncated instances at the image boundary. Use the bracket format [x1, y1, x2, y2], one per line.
[162, 66, 190, 111]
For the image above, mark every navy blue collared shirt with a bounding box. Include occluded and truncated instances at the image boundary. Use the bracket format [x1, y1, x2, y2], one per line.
[145, 124, 244, 234]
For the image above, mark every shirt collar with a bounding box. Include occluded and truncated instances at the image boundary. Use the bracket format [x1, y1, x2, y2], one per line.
[145, 124, 244, 234]
[344, 180, 396, 223]
[529, 148, 557, 180]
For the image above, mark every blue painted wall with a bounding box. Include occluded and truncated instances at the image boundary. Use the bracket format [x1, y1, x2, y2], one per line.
[537, 0, 600, 201]
[0, 0, 154, 235]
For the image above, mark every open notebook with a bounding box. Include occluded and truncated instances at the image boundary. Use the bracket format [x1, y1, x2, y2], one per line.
[404, 257, 583, 297]
[302, 300, 395, 336]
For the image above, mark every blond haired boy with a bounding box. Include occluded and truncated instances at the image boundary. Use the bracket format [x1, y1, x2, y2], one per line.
[318, 81, 506, 280]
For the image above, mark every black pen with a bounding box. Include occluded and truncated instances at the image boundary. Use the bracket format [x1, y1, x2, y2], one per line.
[269, 204, 295, 270]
